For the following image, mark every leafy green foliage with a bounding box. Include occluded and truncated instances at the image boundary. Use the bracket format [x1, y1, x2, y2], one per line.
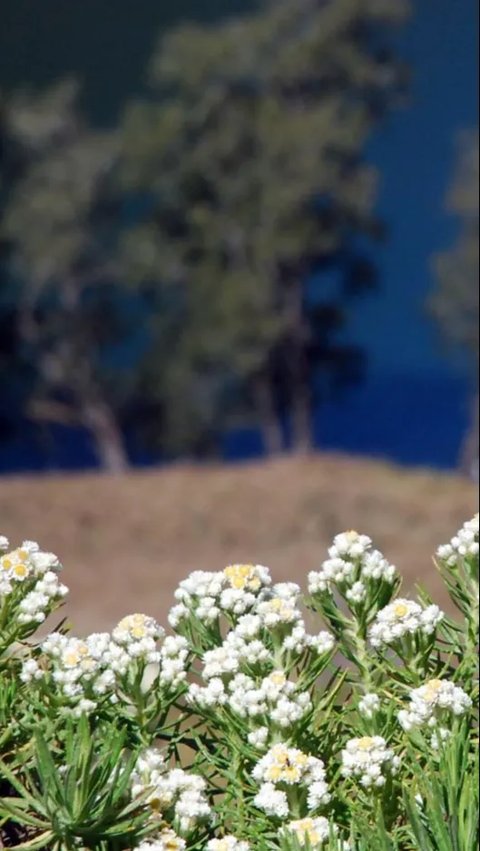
[0, 514, 478, 849]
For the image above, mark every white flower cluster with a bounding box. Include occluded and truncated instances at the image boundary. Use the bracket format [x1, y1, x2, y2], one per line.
[131, 748, 210, 834]
[308, 531, 396, 599]
[437, 515, 479, 566]
[398, 678, 472, 732]
[368, 599, 444, 647]
[184, 578, 333, 746]
[341, 736, 400, 788]
[358, 692, 381, 719]
[207, 838, 250, 851]
[189, 668, 311, 731]
[169, 564, 272, 627]
[134, 831, 186, 851]
[281, 817, 347, 849]
[0, 540, 68, 623]
[252, 744, 330, 818]
[21, 613, 188, 713]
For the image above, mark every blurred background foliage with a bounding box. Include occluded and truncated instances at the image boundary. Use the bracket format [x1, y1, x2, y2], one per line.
[0, 0, 478, 474]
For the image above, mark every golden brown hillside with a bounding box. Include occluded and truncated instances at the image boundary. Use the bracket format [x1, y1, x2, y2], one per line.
[0, 454, 476, 633]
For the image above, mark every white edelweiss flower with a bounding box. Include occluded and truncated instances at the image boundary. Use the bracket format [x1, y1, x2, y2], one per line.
[281, 817, 340, 848]
[252, 743, 330, 811]
[175, 570, 224, 603]
[257, 594, 301, 628]
[20, 657, 43, 682]
[134, 832, 186, 851]
[247, 726, 269, 749]
[234, 614, 262, 639]
[196, 595, 220, 623]
[131, 750, 210, 833]
[308, 630, 335, 655]
[368, 598, 444, 647]
[253, 782, 289, 818]
[361, 549, 396, 583]
[358, 692, 381, 719]
[436, 515, 479, 566]
[223, 563, 271, 594]
[346, 581, 367, 603]
[168, 603, 189, 628]
[398, 678, 472, 731]
[309, 532, 396, 598]
[187, 678, 227, 709]
[207, 837, 250, 851]
[202, 644, 240, 679]
[0, 535, 9, 553]
[340, 736, 398, 788]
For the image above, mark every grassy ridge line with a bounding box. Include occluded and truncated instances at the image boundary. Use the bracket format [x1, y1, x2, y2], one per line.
[0, 454, 476, 632]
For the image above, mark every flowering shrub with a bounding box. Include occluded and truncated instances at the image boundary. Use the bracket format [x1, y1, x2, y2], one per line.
[0, 516, 478, 850]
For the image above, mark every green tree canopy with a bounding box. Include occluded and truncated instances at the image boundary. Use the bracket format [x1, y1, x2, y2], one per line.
[120, 0, 409, 454]
[430, 130, 479, 475]
[1, 82, 135, 471]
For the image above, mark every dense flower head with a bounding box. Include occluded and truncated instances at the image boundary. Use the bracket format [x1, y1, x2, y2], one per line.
[134, 832, 186, 851]
[281, 817, 343, 848]
[0, 538, 67, 622]
[308, 530, 396, 597]
[253, 743, 330, 817]
[21, 610, 187, 713]
[398, 678, 472, 732]
[368, 598, 444, 647]
[358, 692, 381, 719]
[340, 736, 400, 788]
[131, 748, 211, 834]
[436, 514, 479, 567]
[207, 837, 250, 851]
[170, 565, 272, 625]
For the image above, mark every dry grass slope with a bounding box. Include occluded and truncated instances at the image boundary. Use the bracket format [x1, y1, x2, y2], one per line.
[0, 454, 476, 632]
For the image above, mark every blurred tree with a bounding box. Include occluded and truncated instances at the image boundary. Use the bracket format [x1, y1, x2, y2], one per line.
[120, 0, 408, 455]
[0, 82, 140, 472]
[430, 131, 479, 477]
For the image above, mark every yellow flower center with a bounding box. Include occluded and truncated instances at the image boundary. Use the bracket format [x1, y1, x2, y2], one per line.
[292, 818, 320, 843]
[13, 563, 28, 577]
[224, 564, 260, 591]
[357, 737, 375, 751]
[269, 672, 287, 687]
[1, 558, 12, 571]
[393, 603, 409, 618]
[423, 679, 443, 701]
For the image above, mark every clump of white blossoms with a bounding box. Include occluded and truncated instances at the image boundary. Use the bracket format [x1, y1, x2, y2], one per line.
[398, 678, 472, 732]
[436, 514, 479, 567]
[21, 612, 188, 713]
[281, 817, 346, 849]
[207, 838, 251, 850]
[131, 748, 211, 835]
[134, 832, 186, 851]
[358, 692, 381, 719]
[253, 743, 330, 817]
[308, 530, 396, 600]
[340, 736, 400, 788]
[368, 598, 444, 647]
[169, 564, 272, 627]
[0, 539, 68, 626]
[112, 613, 164, 662]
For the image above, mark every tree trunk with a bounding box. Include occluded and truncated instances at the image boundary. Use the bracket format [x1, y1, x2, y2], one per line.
[290, 383, 313, 455]
[82, 400, 129, 474]
[459, 390, 479, 480]
[285, 279, 314, 454]
[253, 374, 284, 456]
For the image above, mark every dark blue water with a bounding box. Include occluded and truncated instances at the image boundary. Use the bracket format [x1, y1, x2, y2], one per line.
[0, 371, 471, 473]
